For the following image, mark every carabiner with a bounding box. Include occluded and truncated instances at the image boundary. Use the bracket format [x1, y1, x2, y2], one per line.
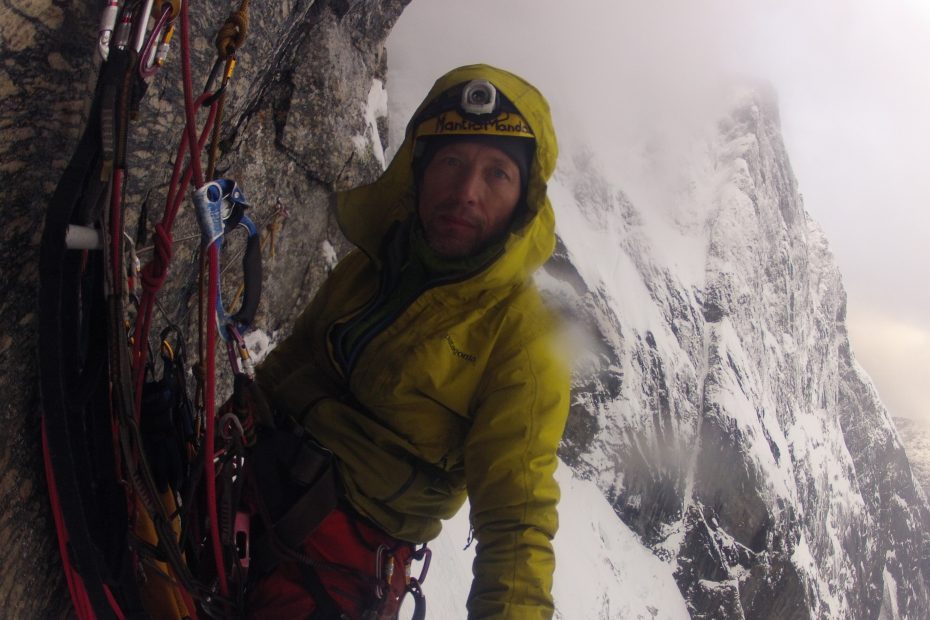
[224, 324, 255, 379]
[97, 0, 120, 61]
[413, 544, 431, 585]
[139, 2, 175, 80]
[374, 544, 389, 599]
[193, 178, 262, 341]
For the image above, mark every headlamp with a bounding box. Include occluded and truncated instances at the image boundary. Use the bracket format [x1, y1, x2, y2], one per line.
[413, 80, 534, 142]
[460, 80, 498, 116]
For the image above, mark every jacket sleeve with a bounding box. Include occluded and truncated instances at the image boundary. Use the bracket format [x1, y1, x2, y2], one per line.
[254, 253, 365, 417]
[253, 292, 325, 417]
[464, 326, 569, 620]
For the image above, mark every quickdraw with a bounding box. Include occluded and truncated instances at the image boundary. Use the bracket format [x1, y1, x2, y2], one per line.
[39, 0, 259, 617]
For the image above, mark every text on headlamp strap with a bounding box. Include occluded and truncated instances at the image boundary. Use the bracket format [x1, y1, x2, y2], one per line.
[415, 109, 534, 140]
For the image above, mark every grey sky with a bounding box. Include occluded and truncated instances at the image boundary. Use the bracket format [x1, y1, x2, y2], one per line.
[386, 0, 930, 422]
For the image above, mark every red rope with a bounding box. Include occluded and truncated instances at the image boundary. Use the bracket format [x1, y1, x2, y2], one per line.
[139, 223, 173, 292]
[125, 0, 230, 600]
[131, 101, 217, 418]
[180, 0, 228, 598]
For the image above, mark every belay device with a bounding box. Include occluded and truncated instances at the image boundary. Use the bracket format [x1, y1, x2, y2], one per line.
[38, 0, 263, 617]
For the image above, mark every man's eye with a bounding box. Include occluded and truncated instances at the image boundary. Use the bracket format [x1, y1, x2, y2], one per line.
[491, 167, 511, 180]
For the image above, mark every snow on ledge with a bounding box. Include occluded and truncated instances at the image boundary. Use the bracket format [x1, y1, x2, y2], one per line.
[352, 78, 389, 170]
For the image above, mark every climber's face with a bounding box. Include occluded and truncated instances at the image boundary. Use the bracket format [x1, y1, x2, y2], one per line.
[417, 140, 522, 258]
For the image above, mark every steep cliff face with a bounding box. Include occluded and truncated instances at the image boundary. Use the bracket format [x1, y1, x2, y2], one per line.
[0, 0, 407, 614]
[540, 86, 930, 618]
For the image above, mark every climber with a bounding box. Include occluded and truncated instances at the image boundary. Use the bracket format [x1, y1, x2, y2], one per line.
[245, 64, 569, 619]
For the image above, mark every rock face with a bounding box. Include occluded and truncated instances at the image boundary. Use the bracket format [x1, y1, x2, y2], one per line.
[540, 86, 930, 618]
[895, 418, 930, 502]
[4, 1, 929, 618]
[1, 0, 407, 614]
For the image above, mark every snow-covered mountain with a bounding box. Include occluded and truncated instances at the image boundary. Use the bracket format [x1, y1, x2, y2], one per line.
[547, 87, 930, 618]
[426, 86, 930, 619]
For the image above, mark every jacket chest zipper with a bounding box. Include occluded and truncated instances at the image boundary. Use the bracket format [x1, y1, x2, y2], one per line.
[331, 247, 503, 379]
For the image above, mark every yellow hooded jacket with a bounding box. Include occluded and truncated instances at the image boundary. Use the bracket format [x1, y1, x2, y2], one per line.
[256, 65, 569, 619]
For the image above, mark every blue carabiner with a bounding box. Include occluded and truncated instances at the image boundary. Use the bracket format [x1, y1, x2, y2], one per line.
[192, 179, 262, 341]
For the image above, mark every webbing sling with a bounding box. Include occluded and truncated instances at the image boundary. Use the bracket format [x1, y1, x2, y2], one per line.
[39, 45, 146, 620]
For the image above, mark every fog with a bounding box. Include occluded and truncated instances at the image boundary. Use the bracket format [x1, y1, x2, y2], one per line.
[386, 0, 930, 422]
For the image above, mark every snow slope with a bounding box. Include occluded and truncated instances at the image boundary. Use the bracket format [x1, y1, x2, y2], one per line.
[417, 465, 689, 619]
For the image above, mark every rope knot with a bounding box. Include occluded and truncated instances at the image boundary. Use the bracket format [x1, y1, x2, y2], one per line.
[141, 223, 174, 290]
[216, 0, 250, 58]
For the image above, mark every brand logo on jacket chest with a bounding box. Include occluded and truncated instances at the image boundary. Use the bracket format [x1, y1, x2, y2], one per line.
[444, 335, 476, 363]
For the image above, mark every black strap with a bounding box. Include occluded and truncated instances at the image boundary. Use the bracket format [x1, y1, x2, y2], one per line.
[39, 46, 146, 619]
[233, 229, 263, 325]
[248, 429, 339, 577]
[284, 448, 338, 532]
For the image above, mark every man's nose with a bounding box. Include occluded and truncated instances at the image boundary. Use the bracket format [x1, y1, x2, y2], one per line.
[450, 165, 483, 204]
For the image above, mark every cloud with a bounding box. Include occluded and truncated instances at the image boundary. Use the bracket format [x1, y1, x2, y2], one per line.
[847, 308, 930, 421]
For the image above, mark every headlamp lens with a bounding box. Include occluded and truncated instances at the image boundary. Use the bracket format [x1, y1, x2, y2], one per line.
[460, 80, 498, 115]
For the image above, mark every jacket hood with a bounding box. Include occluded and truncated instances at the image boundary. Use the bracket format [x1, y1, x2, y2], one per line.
[336, 64, 559, 291]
